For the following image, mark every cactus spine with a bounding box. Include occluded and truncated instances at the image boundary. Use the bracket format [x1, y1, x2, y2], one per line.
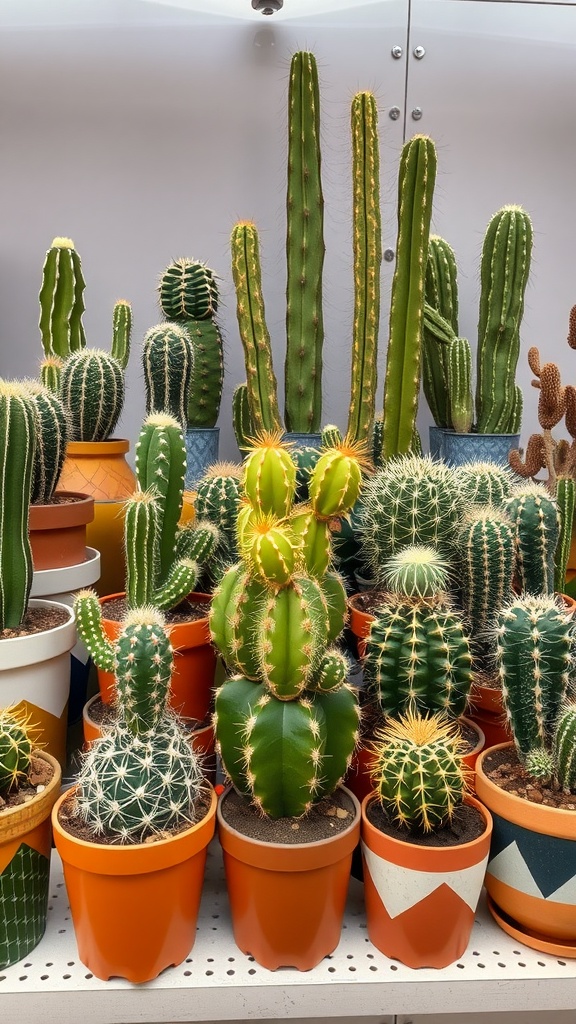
[421, 236, 459, 428]
[347, 91, 382, 443]
[38, 237, 86, 358]
[60, 349, 124, 442]
[142, 323, 194, 427]
[448, 336, 474, 433]
[0, 382, 35, 629]
[382, 135, 437, 460]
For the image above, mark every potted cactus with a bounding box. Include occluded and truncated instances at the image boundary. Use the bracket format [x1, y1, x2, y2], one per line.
[475, 593, 576, 955]
[39, 237, 136, 597]
[0, 707, 62, 969]
[210, 432, 365, 970]
[361, 708, 492, 968]
[423, 206, 533, 465]
[0, 380, 76, 768]
[52, 599, 217, 982]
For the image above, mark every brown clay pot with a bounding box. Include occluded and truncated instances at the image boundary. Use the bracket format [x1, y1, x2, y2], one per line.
[97, 592, 216, 722]
[361, 793, 492, 969]
[217, 785, 361, 971]
[52, 786, 217, 982]
[29, 491, 94, 571]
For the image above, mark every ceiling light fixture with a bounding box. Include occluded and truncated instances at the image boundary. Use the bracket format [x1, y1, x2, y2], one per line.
[251, 0, 283, 13]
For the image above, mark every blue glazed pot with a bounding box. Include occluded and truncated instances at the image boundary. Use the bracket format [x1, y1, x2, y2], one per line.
[428, 425, 447, 460]
[282, 431, 322, 451]
[185, 427, 220, 490]
[442, 431, 520, 468]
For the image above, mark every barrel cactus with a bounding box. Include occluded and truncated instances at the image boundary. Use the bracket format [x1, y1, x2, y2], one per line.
[142, 323, 194, 427]
[457, 462, 513, 509]
[60, 348, 125, 442]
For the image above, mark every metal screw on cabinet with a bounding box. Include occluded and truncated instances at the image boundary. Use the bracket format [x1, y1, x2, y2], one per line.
[391, 45, 403, 59]
[412, 107, 423, 121]
[389, 106, 401, 121]
[413, 45, 426, 59]
[384, 248, 395, 262]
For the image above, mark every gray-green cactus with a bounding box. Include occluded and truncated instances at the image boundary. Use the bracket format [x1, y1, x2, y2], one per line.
[60, 349, 125, 442]
[142, 323, 194, 427]
[0, 381, 36, 629]
[505, 483, 560, 595]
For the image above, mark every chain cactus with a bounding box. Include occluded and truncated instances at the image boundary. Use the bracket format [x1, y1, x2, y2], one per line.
[142, 323, 194, 427]
[23, 382, 69, 504]
[0, 708, 33, 795]
[422, 236, 459, 429]
[505, 483, 560, 595]
[38, 237, 86, 359]
[0, 381, 36, 629]
[60, 348, 124, 442]
[370, 710, 467, 833]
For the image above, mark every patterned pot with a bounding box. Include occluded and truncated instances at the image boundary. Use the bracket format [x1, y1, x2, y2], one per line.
[185, 427, 219, 491]
[441, 431, 520, 468]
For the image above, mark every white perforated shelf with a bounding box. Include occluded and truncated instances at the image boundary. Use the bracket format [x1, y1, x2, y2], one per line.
[2, 840, 576, 1024]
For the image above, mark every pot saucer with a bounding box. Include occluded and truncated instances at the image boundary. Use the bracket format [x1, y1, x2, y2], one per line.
[487, 895, 576, 959]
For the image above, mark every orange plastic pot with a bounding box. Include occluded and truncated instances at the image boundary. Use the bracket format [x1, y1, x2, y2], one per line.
[361, 793, 492, 968]
[52, 786, 217, 982]
[29, 492, 94, 570]
[217, 786, 361, 970]
[97, 592, 216, 721]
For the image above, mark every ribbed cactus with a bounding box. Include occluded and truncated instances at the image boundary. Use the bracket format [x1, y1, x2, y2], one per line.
[383, 545, 450, 600]
[0, 708, 32, 795]
[457, 507, 515, 665]
[553, 703, 576, 793]
[232, 383, 254, 453]
[554, 476, 575, 593]
[448, 336, 474, 433]
[371, 710, 467, 833]
[38, 237, 86, 359]
[505, 483, 560, 595]
[457, 461, 513, 509]
[159, 258, 218, 321]
[347, 91, 382, 443]
[359, 454, 462, 585]
[476, 206, 533, 433]
[24, 382, 69, 504]
[381, 135, 437, 461]
[60, 349, 124, 442]
[184, 319, 224, 429]
[73, 602, 204, 842]
[422, 236, 459, 429]
[242, 433, 296, 518]
[142, 323, 194, 427]
[308, 440, 366, 520]
[0, 381, 36, 629]
[40, 356, 63, 394]
[194, 462, 242, 582]
[111, 300, 132, 370]
[495, 595, 573, 761]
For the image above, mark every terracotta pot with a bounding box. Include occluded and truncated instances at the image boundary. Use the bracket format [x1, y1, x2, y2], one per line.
[475, 743, 576, 954]
[0, 600, 76, 768]
[467, 676, 512, 750]
[58, 439, 136, 598]
[97, 592, 216, 722]
[52, 786, 217, 982]
[217, 785, 361, 971]
[361, 793, 492, 968]
[29, 491, 94, 570]
[0, 751, 61, 969]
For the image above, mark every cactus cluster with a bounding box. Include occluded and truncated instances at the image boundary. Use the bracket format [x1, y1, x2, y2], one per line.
[0, 708, 33, 796]
[73, 601, 204, 842]
[210, 432, 364, 817]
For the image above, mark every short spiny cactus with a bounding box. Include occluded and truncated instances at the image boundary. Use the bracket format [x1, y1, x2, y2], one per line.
[0, 708, 33, 796]
[60, 348, 124, 442]
[142, 323, 194, 427]
[457, 462, 513, 509]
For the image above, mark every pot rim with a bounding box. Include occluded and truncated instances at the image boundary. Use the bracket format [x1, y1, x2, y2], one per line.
[0, 750, 62, 842]
[0, 599, 76, 668]
[99, 592, 211, 647]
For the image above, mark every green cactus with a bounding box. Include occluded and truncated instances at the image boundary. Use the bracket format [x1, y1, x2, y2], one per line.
[457, 506, 516, 665]
[457, 461, 513, 509]
[476, 206, 533, 433]
[111, 300, 132, 370]
[23, 382, 69, 505]
[242, 433, 297, 518]
[184, 319, 224, 429]
[0, 707, 33, 795]
[321, 424, 344, 449]
[0, 381, 36, 629]
[347, 91, 382, 443]
[383, 545, 450, 600]
[232, 383, 254, 453]
[38, 237, 86, 359]
[505, 483, 560, 595]
[194, 462, 242, 582]
[371, 710, 467, 833]
[381, 135, 437, 461]
[159, 258, 218, 322]
[554, 476, 576, 593]
[308, 441, 365, 521]
[448, 336, 474, 433]
[60, 348, 124, 442]
[39, 356, 63, 394]
[142, 323, 194, 427]
[553, 703, 576, 793]
[421, 236, 459, 429]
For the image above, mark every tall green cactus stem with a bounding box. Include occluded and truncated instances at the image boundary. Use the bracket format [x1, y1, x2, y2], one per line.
[422, 236, 459, 428]
[242, 433, 296, 519]
[457, 462, 513, 509]
[185, 320, 224, 429]
[458, 508, 515, 663]
[40, 356, 63, 394]
[505, 483, 560, 595]
[24, 383, 69, 504]
[232, 383, 254, 453]
[347, 91, 382, 442]
[382, 135, 437, 461]
[553, 703, 576, 793]
[111, 300, 132, 370]
[159, 258, 218, 322]
[124, 491, 159, 609]
[476, 206, 533, 433]
[38, 237, 86, 358]
[554, 477, 576, 593]
[142, 323, 194, 427]
[371, 710, 467, 833]
[0, 381, 36, 629]
[284, 51, 325, 434]
[135, 414, 186, 584]
[231, 223, 281, 434]
[0, 708, 32, 795]
[60, 349, 124, 442]
[448, 336, 474, 433]
[496, 595, 572, 760]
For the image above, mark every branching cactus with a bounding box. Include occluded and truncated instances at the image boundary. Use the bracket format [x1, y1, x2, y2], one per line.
[457, 506, 515, 666]
[505, 482, 560, 595]
[73, 599, 204, 842]
[38, 237, 86, 359]
[422, 236, 459, 429]
[363, 547, 473, 720]
[370, 709, 468, 833]
[381, 135, 437, 461]
[0, 707, 33, 796]
[60, 349, 125, 442]
[210, 432, 362, 817]
[0, 381, 36, 629]
[142, 323, 194, 427]
[23, 382, 69, 504]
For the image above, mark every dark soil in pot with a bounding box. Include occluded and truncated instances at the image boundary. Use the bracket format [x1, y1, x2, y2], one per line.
[366, 799, 486, 847]
[0, 604, 70, 640]
[56, 787, 213, 845]
[482, 746, 576, 811]
[101, 596, 209, 626]
[0, 754, 55, 812]
[221, 787, 357, 844]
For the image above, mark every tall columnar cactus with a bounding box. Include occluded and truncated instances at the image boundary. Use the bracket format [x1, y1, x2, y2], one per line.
[23, 382, 69, 504]
[457, 461, 513, 509]
[554, 476, 576, 593]
[370, 710, 467, 833]
[476, 206, 533, 433]
[457, 507, 515, 665]
[0, 381, 36, 629]
[448, 336, 474, 433]
[359, 454, 462, 585]
[421, 236, 459, 429]
[495, 595, 573, 760]
[142, 323, 194, 427]
[505, 483, 560, 595]
[73, 599, 204, 842]
[0, 708, 33, 795]
[60, 349, 125, 442]
[381, 135, 437, 461]
[111, 300, 132, 370]
[284, 51, 325, 434]
[38, 237, 86, 359]
[346, 91, 382, 443]
[553, 703, 576, 793]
